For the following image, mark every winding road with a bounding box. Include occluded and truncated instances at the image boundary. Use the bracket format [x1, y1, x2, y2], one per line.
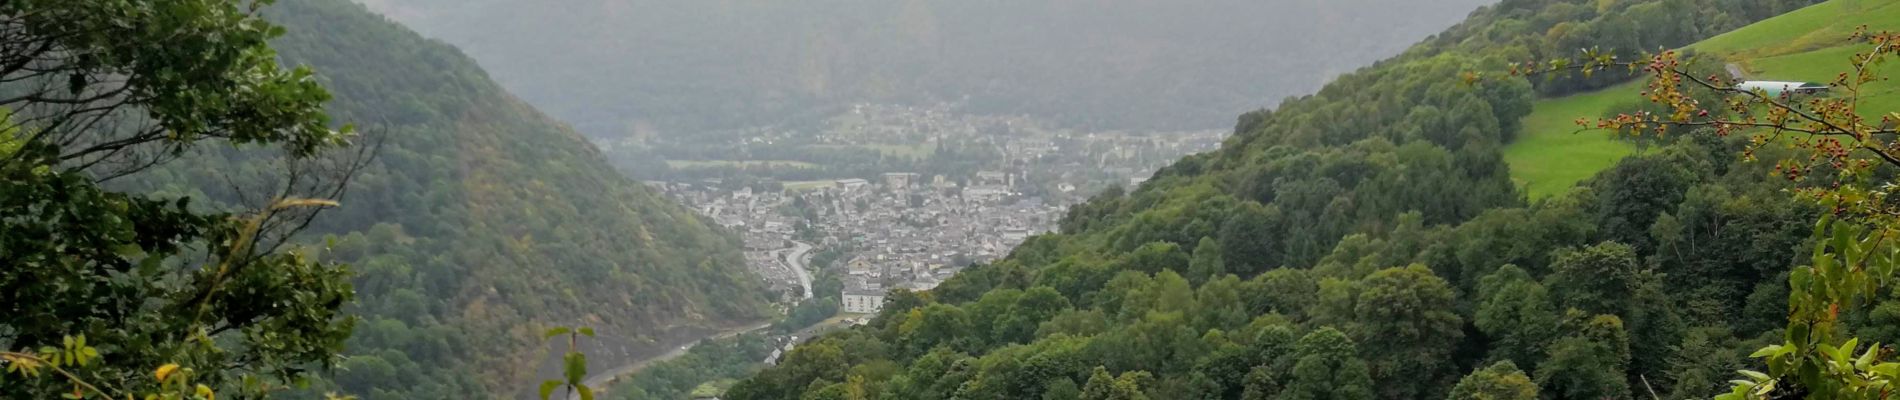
[563, 241, 817, 400]
[783, 241, 815, 301]
[564, 322, 772, 400]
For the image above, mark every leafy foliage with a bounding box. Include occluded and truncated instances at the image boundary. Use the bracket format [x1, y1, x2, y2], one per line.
[1448, 361, 1539, 400]
[82, 0, 775, 396]
[1, 0, 357, 397]
[718, 1, 1860, 400]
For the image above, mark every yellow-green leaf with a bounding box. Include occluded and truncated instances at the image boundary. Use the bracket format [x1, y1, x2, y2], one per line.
[538, 380, 562, 400]
[156, 363, 180, 382]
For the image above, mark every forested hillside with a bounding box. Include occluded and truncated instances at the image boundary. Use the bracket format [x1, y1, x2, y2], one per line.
[724, 0, 1849, 399]
[120, 0, 772, 397]
[353, 0, 1492, 136]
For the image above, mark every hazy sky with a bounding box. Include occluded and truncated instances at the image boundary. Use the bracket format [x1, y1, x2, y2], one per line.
[354, 0, 1498, 137]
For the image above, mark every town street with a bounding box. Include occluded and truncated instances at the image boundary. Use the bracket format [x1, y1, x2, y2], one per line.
[783, 241, 814, 300]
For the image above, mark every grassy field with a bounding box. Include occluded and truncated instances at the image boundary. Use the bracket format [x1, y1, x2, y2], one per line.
[665, 160, 820, 169]
[1690, 0, 1900, 60]
[1746, 43, 1900, 115]
[782, 180, 837, 191]
[806, 143, 933, 159]
[1503, 0, 1900, 199]
[1504, 81, 1645, 199]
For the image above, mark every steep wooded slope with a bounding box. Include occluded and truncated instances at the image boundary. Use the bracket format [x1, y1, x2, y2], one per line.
[723, 1, 1837, 399]
[129, 0, 772, 396]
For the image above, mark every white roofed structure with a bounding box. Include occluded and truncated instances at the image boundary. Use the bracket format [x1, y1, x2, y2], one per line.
[1735, 81, 1828, 97]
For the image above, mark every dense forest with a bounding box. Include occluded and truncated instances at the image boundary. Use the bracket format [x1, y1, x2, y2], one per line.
[7, 0, 1894, 399]
[103, 0, 775, 397]
[353, 0, 1493, 136]
[723, 0, 1860, 399]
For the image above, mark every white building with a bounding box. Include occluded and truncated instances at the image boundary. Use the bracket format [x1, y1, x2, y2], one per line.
[882, 172, 920, 189]
[842, 286, 886, 314]
[835, 178, 870, 191]
[1736, 81, 1828, 97]
[963, 187, 1009, 203]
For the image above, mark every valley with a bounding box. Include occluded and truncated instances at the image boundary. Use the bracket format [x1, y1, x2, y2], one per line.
[11, 0, 1900, 399]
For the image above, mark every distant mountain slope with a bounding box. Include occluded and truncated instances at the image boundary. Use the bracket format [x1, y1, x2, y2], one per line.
[123, 0, 771, 396]
[1505, 0, 1900, 198]
[719, 1, 1836, 399]
[353, 0, 1495, 136]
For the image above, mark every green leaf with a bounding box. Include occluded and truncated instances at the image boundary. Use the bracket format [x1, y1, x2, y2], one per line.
[563, 352, 587, 384]
[1750, 344, 1784, 358]
[1871, 363, 1900, 377]
[576, 384, 594, 400]
[1857, 344, 1878, 370]
[1837, 338, 1860, 362]
[538, 380, 562, 400]
[1738, 370, 1770, 381]
[577, 327, 594, 337]
[544, 327, 571, 339]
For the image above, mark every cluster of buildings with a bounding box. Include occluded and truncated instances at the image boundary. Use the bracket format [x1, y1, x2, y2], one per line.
[805, 170, 1063, 314]
[648, 184, 813, 304]
[637, 103, 1227, 317]
[649, 168, 1067, 315]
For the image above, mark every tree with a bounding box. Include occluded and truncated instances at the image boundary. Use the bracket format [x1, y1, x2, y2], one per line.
[1473, 265, 1559, 369]
[1544, 242, 1643, 316]
[1044, 378, 1082, 400]
[0, 0, 358, 397]
[1194, 275, 1251, 331]
[897, 304, 973, 355]
[993, 286, 1073, 345]
[1121, 242, 1189, 276]
[1218, 202, 1283, 275]
[1351, 264, 1464, 399]
[1447, 361, 1538, 400]
[1535, 315, 1631, 400]
[784, 343, 851, 395]
[1280, 328, 1374, 400]
[1622, 269, 1685, 392]
[1239, 366, 1282, 400]
[1188, 237, 1228, 284]
[1079, 367, 1151, 400]
[1246, 268, 1318, 319]
[1664, 327, 1745, 400]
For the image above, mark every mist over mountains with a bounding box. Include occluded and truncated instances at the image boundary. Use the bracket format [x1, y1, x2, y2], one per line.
[356, 0, 1494, 138]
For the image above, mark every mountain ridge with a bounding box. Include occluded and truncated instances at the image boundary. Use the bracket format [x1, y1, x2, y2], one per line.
[117, 0, 776, 396]
[353, 0, 1496, 136]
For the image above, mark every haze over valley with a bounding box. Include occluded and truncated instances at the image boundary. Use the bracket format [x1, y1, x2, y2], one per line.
[7, 1, 1898, 400]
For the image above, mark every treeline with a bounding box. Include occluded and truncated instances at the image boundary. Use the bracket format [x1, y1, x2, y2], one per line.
[723, 1, 1834, 399]
[119, 0, 773, 397]
[612, 334, 779, 400]
[1427, 0, 1822, 95]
